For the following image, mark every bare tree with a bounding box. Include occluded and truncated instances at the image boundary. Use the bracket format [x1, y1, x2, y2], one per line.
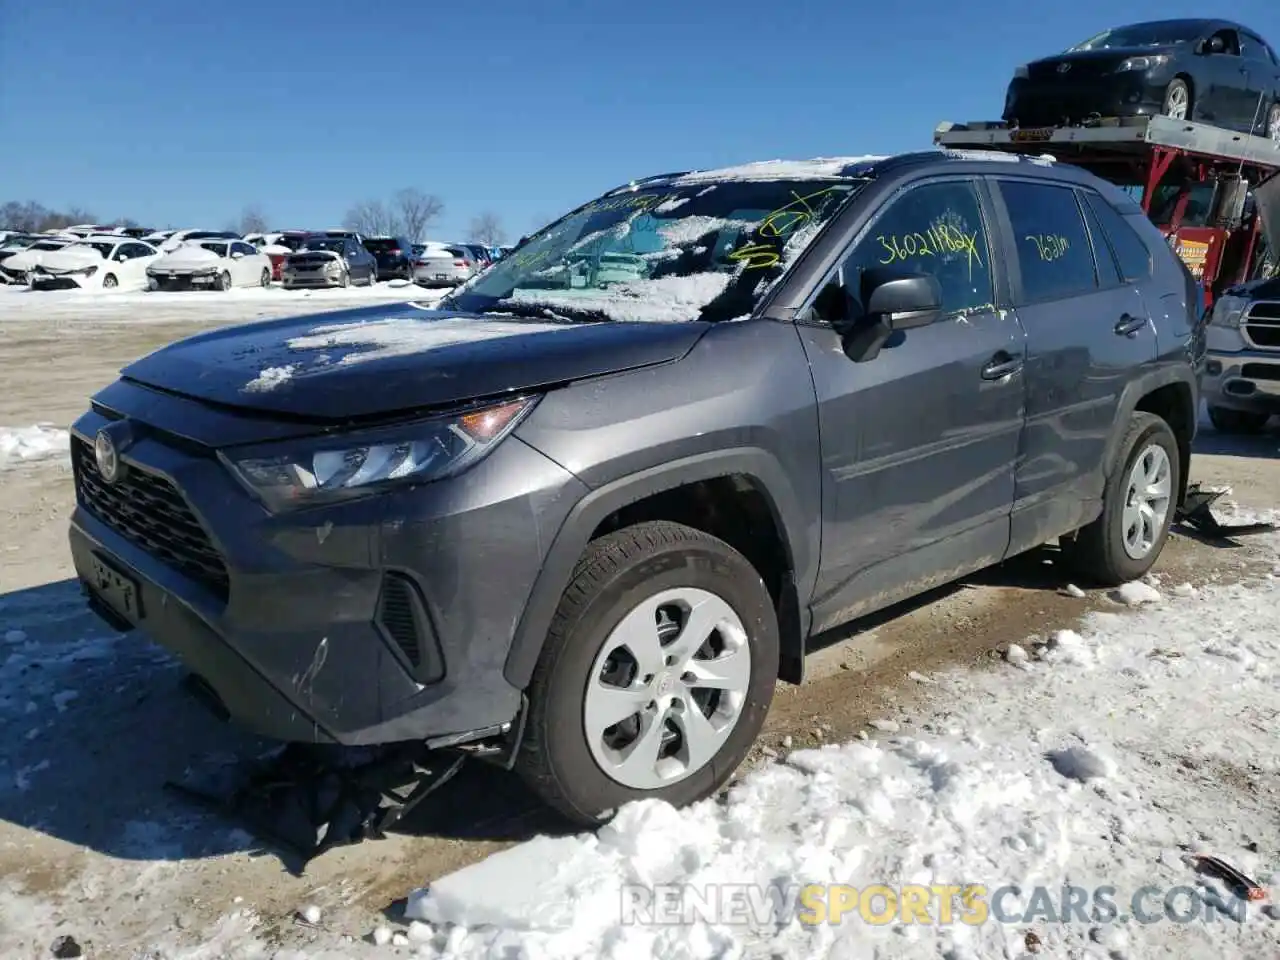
[343, 199, 400, 237]
[467, 212, 506, 247]
[394, 188, 444, 241]
[239, 204, 269, 235]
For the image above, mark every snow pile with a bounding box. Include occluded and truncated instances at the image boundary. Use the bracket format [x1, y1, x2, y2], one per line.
[507, 273, 732, 323]
[242, 364, 295, 393]
[283, 315, 571, 366]
[0, 425, 69, 469]
[671, 155, 889, 183]
[400, 556, 1280, 958]
[261, 244, 293, 255]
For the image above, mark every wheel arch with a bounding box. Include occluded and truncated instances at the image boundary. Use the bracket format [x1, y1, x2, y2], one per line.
[503, 449, 814, 691]
[1102, 368, 1197, 507]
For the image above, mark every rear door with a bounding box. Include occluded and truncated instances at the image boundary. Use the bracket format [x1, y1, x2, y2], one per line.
[989, 176, 1158, 556]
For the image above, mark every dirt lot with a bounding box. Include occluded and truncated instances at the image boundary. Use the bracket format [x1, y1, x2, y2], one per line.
[2, 301, 1278, 957]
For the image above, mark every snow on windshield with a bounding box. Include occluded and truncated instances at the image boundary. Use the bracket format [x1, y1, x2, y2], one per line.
[447, 176, 864, 323]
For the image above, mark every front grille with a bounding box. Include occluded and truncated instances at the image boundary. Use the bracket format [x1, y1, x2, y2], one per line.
[73, 437, 230, 601]
[1243, 303, 1280, 350]
[1241, 363, 1280, 381]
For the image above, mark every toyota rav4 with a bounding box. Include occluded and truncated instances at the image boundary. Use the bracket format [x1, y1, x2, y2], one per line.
[69, 149, 1203, 824]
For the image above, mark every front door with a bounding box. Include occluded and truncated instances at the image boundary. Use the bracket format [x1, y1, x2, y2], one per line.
[796, 176, 1027, 635]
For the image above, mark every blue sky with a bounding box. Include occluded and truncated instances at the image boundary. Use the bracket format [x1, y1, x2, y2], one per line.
[2, 0, 1277, 242]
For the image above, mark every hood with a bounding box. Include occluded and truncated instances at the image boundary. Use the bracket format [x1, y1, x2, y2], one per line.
[153, 246, 223, 269]
[6, 248, 63, 270]
[36, 247, 103, 271]
[1253, 171, 1280, 279]
[1029, 45, 1176, 76]
[288, 249, 343, 262]
[118, 301, 710, 420]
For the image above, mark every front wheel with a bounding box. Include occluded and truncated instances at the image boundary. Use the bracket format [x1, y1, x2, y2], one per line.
[259, 268, 271, 288]
[102, 273, 118, 290]
[1161, 78, 1191, 120]
[217, 270, 232, 292]
[516, 521, 779, 825]
[338, 267, 350, 288]
[1207, 405, 1271, 434]
[1059, 412, 1180, 586]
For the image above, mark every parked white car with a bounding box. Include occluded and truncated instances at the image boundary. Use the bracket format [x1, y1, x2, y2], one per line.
[29, 236, 161, 291]
[147, 238, 272, 291]
[158, 228, 242, 252]
[411, 242, 478, 286]
[1, 236, 76, 284]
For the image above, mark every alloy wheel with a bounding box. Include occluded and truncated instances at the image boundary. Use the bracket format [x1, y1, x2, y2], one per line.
[1121, 444, 1172, 560]
[584, 586, 751, 790]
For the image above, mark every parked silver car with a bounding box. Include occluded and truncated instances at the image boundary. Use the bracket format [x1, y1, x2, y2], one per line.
[411, 243, 476, 286]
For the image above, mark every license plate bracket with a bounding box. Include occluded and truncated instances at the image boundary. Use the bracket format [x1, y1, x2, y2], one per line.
[88, 552, 143, 624]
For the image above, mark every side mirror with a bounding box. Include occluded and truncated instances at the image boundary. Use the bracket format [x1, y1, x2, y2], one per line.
[116, 254, 128, 262]
[231, 251, 244, 259]
[837, 269, 944, 363]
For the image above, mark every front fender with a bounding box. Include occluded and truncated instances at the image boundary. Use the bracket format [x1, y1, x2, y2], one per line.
[502, 447, 814, 690]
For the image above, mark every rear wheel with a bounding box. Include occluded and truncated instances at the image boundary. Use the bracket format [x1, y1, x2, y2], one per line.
[516, 521, 779, 825]
[1059, 412, 1180, 586]
[1207, 405, 1271, 434]
[102, 273, 118, 290]
[1161, 78, 1191, 120]
[217, 270, 232, 292]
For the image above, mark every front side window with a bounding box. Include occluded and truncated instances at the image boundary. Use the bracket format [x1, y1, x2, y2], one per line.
[442, 176, 864, 323]
[839, 179, 994, 316]
[998, 179, 1098, 302]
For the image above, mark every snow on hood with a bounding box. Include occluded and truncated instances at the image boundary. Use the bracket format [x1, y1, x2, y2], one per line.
[669, 155, 888, 185]
[5, 247, 65, 270]
[506, 273, 733, 324]
[290, 248, 342, 260]
[37, 246, 105, 269]
[153, 246, 224, 269]
[282, 314, 571, 366]
[261, 244, 292, 255]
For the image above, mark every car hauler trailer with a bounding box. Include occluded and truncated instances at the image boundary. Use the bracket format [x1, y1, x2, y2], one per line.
[933, 115, 1280, 307]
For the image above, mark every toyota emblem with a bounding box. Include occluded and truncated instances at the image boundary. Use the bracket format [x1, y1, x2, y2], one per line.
[1057, 62, 1071, 73]
[94, 429, 120, 483]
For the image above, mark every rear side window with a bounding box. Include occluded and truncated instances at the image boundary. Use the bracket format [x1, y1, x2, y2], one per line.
[1083, 192, 1153, 283]
[998, 180, 1097, 302]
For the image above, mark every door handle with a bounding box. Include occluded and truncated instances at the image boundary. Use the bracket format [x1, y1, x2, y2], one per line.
[981, 353, 1022, 380]
[1115, 313, 1147, 337]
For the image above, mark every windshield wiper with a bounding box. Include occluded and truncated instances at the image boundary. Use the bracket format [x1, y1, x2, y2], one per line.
[484, 300, 611, 325]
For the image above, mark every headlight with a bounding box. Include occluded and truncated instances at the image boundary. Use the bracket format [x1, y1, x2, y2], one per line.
[220, 396, 539, 511]
[1209, 295, 1248, 329]
[1116, 55, 1168, 72]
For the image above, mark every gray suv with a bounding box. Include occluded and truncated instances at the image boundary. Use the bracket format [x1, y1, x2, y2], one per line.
[68, 150, 1202, 824]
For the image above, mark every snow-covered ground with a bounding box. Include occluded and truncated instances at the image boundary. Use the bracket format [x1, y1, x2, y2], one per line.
[0, 279, 440, 326]
[0, 425, 70, 470]
[4, 505, 1275, 958]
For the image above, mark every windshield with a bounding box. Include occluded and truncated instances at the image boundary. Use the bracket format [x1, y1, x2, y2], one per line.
[31, 240, 66, 251]
[443, 177, 861, 323]
[1069, 21, 1205, 51]
[69, 241, 115, 257]
[301, 238, 346, 253]
[364, 238, 401, 252]
[1147, 183, 1216, 227]
[196, 241, 230, 256]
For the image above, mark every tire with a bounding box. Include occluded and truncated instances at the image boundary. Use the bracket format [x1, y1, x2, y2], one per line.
[516, 520, 779, 825]
[365, 267, 377, 287]
[338, 267, 350, 288]
[260, 268, 271, 288]
[1059, 412, 1180, 586]
[1267, 103, 1280, 144]
[1207, 405, 1270, 434]
[1161, 78, 1191, 120]
[102, 274, 118, 290]
[217, 271, 232, 292]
